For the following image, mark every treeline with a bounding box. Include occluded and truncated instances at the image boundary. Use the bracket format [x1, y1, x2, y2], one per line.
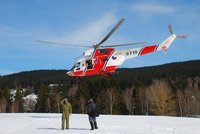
[0, 60, 200, 116]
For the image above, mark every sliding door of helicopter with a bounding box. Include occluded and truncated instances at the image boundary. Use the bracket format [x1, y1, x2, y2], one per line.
[85, 48, 115, 76]
[85, 58, 96, 76]
[73, 59, 86, 76]
[85, 49, 101, 76]
[85, 59, 93, 69]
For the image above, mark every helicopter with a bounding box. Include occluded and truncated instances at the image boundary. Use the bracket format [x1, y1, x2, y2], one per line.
[37, 18, 186, 78]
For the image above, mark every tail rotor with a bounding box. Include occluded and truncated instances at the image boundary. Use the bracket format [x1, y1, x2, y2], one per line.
[168, 24, 187, 39]
[168, 25, 174, 35]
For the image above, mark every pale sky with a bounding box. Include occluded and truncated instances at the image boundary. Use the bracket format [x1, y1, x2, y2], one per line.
[0, 0, 199, 75]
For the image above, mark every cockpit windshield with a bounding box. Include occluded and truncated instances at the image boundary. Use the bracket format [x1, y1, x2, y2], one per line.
[71, 58, 85, 71]
[70, 65, 75, 71]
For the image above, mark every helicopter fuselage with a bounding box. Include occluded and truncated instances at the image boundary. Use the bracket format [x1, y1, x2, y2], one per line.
[67, 44, 161, 77]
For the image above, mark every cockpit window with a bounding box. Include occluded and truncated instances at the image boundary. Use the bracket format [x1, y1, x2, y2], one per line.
[70, 65, 75, 71]
[75, 62, 81, 70]
[75, 62, 80, 67]
[72, 60, 86, 71]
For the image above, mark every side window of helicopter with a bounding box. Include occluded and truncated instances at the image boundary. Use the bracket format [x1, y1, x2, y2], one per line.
[75, 62, 80, 70]
[86, 60, 93, 69]
[98, 49, 109, 54]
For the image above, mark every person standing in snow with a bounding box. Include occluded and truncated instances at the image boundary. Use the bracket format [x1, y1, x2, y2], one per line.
[60, 98, 72, 130]
[87, 98, 99, 130]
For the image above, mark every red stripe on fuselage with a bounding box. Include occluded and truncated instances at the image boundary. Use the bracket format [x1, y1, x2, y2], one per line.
[104, 66, 117, 73]
[140, 45, 157, 55]
[73, 70, 84, 76]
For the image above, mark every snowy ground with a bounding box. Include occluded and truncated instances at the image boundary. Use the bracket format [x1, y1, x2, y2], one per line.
[0, 113, 200, 134]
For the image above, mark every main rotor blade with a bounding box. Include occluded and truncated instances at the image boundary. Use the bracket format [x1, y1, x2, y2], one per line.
[74, 55, 83, 60]
[35, 40, 93, 48]
[101, 42, 147, 47]
[97, 18, 125, 48]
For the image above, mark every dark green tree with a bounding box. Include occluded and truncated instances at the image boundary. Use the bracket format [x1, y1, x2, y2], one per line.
[15, 87, 24, 112]
[36, 84, 48, 112]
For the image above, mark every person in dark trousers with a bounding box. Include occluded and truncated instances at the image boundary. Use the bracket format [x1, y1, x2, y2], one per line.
[87, 98, 99, 130]
[60, 98, 72, 130]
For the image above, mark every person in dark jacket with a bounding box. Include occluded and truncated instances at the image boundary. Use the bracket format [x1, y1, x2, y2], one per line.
[87, 98, 99, 130]
[60, 98, 72, 130]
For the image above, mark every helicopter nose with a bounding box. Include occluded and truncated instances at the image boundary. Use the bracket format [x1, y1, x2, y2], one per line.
[67, 71, 73, 76]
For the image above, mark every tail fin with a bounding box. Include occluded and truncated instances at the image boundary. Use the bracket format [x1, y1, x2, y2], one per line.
[157, 25, 186, 52]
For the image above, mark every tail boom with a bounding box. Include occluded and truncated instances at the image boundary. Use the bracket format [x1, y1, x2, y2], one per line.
[157, 34, 176, 52]
[105, 25, 186, 70]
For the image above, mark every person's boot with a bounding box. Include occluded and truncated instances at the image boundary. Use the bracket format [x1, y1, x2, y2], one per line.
[94, 121, 98, 129]
[90, 122, 94, 130]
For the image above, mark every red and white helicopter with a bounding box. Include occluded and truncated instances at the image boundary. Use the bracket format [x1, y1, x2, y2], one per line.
[37, 18, 186, 78]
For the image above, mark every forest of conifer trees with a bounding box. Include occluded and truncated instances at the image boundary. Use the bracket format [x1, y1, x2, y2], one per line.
[0, 60, 200, 117]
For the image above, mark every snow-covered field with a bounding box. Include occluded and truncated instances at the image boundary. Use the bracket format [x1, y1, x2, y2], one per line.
[0, 113, 200, 134]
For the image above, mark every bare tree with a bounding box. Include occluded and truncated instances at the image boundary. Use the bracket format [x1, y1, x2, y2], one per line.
[0, 97, 7, 112]
[46, 96, 51, 112]
[138, 87, 146, 115]
[54, 93, 61, 113]
[9, 101, 18, 113]
[68, 83, 78, 97]
[98, 87, 118, 114]
[176, 90, 184, 116]
[78, 96, 86, 113]
[145, 88, 149, 115]
[147, 80, 176, 116]
[184, 78, 200, 116]
[107, 88, 115, 114]
[123, 87, 135, 115]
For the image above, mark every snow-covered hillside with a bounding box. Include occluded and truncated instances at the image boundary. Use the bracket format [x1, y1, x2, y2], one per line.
[0, 113, 200, 134]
